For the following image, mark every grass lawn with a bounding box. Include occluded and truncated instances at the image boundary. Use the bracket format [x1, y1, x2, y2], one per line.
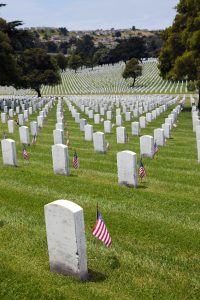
[0, 97, 200, 299]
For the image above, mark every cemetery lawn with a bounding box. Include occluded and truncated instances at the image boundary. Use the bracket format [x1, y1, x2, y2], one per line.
[0, 97, 200, 300]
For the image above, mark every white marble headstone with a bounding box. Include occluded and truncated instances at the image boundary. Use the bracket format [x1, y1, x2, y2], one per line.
[117, 151, 138, 188]
[44, 200, 88, 280]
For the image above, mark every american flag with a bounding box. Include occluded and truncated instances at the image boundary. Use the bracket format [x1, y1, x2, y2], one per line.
[22, 147, 29, 160]
[92, 208, 112, 247]
[154, 141, 159, 155]
[73, 151, 79, 169]
[16, 118, 19, 125]
[32, 134, 37, 145]
[139, 159, 146, 179]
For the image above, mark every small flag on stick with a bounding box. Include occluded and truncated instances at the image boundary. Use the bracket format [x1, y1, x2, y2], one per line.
[22, 147, 29, 160]
[92, 207, 112, 247]
[139, 159, 146, 179]
[32, 134, 37, 145]
[154, 141, 159, 155]
[73, 151, 79, 169]
[3, 132, 7, 139]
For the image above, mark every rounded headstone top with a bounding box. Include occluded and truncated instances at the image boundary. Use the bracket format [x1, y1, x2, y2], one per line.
[45, 200, 83, 213]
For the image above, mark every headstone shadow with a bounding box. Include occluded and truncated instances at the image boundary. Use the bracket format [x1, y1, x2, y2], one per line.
[88, 269, 107, 282]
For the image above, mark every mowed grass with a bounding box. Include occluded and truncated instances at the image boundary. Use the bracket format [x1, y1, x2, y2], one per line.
[0, 98, 200, 300]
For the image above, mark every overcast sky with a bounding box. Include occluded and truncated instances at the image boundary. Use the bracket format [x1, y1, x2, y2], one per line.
[1, 0, 179, 30]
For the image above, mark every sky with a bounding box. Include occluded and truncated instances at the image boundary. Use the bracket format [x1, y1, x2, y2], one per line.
[0, 0, 179, 30]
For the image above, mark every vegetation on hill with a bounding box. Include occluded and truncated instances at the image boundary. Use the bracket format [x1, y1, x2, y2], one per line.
[159, 0, 200, 108]
[0, 4, 61, 97]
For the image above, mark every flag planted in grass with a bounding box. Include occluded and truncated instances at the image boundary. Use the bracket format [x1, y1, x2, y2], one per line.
[139, 159, 146, 179]
[92, 208, 112, 247]
[154, 141, 159, 155]
[32, 134, 37, 145]
[73, 151, 79, 169]
[22, 147, 29, 160]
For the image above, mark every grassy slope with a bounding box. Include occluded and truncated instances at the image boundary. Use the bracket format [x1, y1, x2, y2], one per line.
[0, 98, 200, 299]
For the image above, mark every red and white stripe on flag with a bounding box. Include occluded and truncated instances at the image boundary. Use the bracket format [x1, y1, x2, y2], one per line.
[92, 210, 112, 247]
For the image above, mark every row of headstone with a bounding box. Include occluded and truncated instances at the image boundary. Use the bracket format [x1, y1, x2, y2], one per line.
[191, 97, 200, 163]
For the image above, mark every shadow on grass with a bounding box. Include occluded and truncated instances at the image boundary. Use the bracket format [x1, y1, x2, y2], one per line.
[137, 184, 148, 189]
[182, 107, 192, 113]
[0, 220, 6, 228]
[69, 174, 78, 177]
[88, 269, 107, 282]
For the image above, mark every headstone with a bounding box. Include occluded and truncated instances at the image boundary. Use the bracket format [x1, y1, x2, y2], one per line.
[104, 120, 112, 133]
[8, 120, 14, 133]
[94, 114, 100, 124]
[154, 128, 165, 146]
[100, 107, 105, 115]
[131, 122, 140, 136]
[37, 116, 44, 128]
[80, 119, 87, 132]
[165, 118, 173, 129]
[30, 121, 38, 136]
[116, 115, 123, 126]
[116, 108, 121, 116]
[198, 140, 200, 164]
[116, 127, 127, 144]
[146, 113, 152, 123]
[93, 132, 106, 153]
[52, 144, 70, 175]
[107, 111, 112, 120]
[19, 126, 30, 144]
[75, 112, 80, 123]
[196, 125, 200, 140]
[44, 200, 88, 281]
[84, 124, 93, 141]
[56, 123, 64, 131]
[125, 112, 131, 121]
[1, 139, 17, 166]
[88, 110, 94, 119]
[1, 112, 6, 123]
[193, 116, 200, 132]
[162, 123, 170, 139]
[140, 135, 154, 158]
[24, 110, 29, 121]
[9, 109, 14, 118]
[53, 129, 64, 145]
[29, 107, 33, 115]
[117, 151, 138, 188]
[139, 116, 146, 129]
[133, 109, 139, 118]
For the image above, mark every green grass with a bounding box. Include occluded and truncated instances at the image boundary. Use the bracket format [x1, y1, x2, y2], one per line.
[0, 98, 200, 299]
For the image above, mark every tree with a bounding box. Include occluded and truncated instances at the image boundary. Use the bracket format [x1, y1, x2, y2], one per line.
[56, 53, 68, 71]
[46, 41, 58, 53]
[58, 27, 68, 36]
[75, 35, 95, 68]
[122, 58, 142, 87]
[59, 41, 69, 54]
[158, 0, 200, 108]
[17, 48, 61, 97]
[93, 47, 111, 66]
[110, 36, 147, 63]
[68, 53, 82, 73]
